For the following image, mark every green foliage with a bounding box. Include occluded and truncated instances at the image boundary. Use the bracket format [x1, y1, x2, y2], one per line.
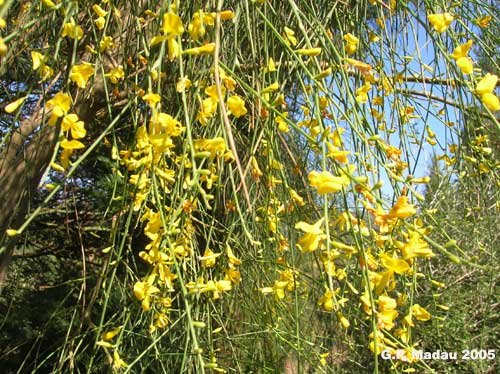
[1, 1, 500, 373]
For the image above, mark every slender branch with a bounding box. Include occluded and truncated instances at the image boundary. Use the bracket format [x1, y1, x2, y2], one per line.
[213, 6, 253, 212]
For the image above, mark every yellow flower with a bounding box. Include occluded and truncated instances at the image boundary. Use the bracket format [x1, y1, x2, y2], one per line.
[183, 43, 215, 55]
[106, 65, 125, 84]
[481, 92, 500, 111]
[344, 33, 359, 55]
[283, 27, 297, 46]
[149, 112, 184, 137]
[133, 275, 160, 311]
[266, 57, 277, 73]
[167, 38, 180, 60]
[475, 73, 498, 95]
[368, 31, 380, 43]
[451, 40, 473, 74]
[62, 114, 86, 139]
[70, 62, 95, 88]
[318, 289, 335, 312]
[451, 40, 473, 60]
[45, 92, 71, 125]
[226, 245, 241, 266]
[377, 295, 397, 311]
[61, 22, 83, 40]
[219, 10, 235, 20]
[150, 35, 168, 47]
[162, 12, 184, 36]
[176, 77, 192, 92]
[276, 113, 289, 132]
[5, 96, 27, 113]
[388, 196, 416, 219]
[378, 308, 398, 330]
[326, 145, 349, 163]
[60, 149, 73, 170]
[0, 37, 7, 56]
[308, 170, 350, 194]
[261, 82, 280, 94]
[31, 51, 54, 80]
[113, 350, 128, 369]
[289, 188, 305, 206]
[102, 326, 121, 341]
[95, 16, 105, 30]
[475, 15, 492, 28]
[31, 51, 45, 70]
[295, 218, 326, 252]
[251, 156, 263, 180]
[42, 0, 56, 8]
[296, 47, 322, 56]
[60, 138, 85, 150]
[379, 253, 410, 274]
[188, 11, 207, 41]
[6, 228, 19, 237]
[356, 83, 371, 103]
[411, 304, 431, 321]
[337, 311, 350, 329]
[99, 35, 114, 52]
[475, 74, 500, 111]
[197, 97, 218, 125]
[428, 13, 454, 33]
[142, 92, 161, 108]
[199, 248, 221, 268]
[456, 57, 473, 75]
[92, 4, 107, 18]
[194, 137, 226, 158]
[227, 95, 247, 117]
[400, 230, 435, 259]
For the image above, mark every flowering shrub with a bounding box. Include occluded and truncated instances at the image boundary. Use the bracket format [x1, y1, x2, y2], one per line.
[1, 1, 499, 373]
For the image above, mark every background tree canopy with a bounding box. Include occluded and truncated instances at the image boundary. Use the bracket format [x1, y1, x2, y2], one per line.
[0, 1, 499, 373]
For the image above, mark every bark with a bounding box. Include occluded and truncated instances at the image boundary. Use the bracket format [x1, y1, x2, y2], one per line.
[0, 114, 59, 291]
[0, 1, 141, 292]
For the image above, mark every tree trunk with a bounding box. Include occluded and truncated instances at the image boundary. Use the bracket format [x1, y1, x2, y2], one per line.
[0, 114, 59, 292]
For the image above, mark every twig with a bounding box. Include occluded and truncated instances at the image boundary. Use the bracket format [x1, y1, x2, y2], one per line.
[213, 5, 253, 212]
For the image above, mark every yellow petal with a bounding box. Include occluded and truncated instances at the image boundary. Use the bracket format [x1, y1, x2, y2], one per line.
[295, 218, 324, 234]
[428, 13, 454, 33]
[95, 16, 105, 30]
[51, 162, 66, 172]
[5, 96, 27, 113]
[308, 170, 350, 194]
[411, 304, 431, 321]
[60, 139, 85, 149]
[42, 0, 56, 8]
[476, 74, 498, 95]
[150, 35, 168, 46]
[227, 95, 247, 117]
[456, 57, 473, 75]
[70, 62, 95, 88]
[296, 47, 322, 56]
[183, 43, 215, 55]
[92, 4, 107, 18]
[220, 10, 235, 20]
[31, 51, 44, 70]
[95, 341, 114, 348]
[451, 40, 473, 60]
[6, 228, 19, 236]
[481, 92, 500, 111]
[380, 253, 410, 274]
[266, 57, 277, 72]
[261, 82, 280, 93]
[102, 326, 122, 341]
[162, 12, 184, 36]
[0, 37, 7, 57]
